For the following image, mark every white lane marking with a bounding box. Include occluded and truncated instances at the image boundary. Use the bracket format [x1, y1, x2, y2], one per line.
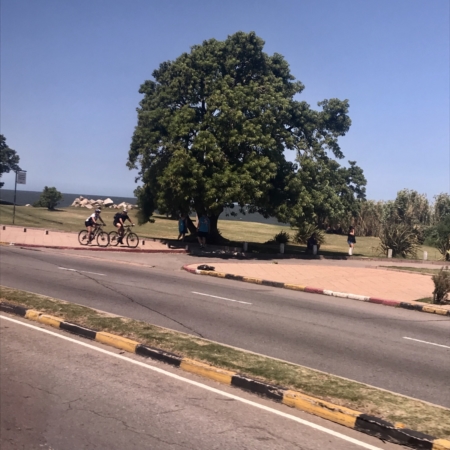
[403, 337, 450, 349]
[1, 315, 382, 450]
[192, 291, 252, 305]
[58, 267, 105, 276]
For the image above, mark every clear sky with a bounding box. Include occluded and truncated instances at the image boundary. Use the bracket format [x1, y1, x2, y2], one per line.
[1, 0, 449, 201]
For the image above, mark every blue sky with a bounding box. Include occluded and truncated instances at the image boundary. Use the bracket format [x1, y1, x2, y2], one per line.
[1, 0, 449, 201]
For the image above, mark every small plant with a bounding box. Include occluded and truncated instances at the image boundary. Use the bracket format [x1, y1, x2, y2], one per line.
[378, 222, 419, 258]
[431, 268, 450, 304]
[293, 224, 326, 246]
[274, 231, 291, 244]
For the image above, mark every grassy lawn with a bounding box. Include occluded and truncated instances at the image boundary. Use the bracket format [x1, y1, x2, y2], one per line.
[380, 266, 448, 276]
[0, 205, 443, 260]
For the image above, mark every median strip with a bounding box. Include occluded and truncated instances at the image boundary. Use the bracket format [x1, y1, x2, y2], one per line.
[184, 265, 450, 317]
[1, 286, 449, 449]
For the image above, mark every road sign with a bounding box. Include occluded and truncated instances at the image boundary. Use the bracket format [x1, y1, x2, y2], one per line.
[17, 171, 27, 184]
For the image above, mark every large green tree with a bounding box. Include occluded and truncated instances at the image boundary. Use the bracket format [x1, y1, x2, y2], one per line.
[128, 32, 357, 237]
[0, 135, 21, 188]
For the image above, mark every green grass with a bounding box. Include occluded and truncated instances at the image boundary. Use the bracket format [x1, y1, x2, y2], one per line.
[0, 205, 443, 260]
[380, 266, 448, 276]
[1, 285, 449, 439]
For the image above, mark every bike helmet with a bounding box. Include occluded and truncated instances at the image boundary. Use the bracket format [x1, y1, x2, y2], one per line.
[123, 208, 128, 213]
[95, 208, 101, 213]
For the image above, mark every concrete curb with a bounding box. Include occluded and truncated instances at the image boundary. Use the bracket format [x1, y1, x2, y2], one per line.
[182, 265, 450, 317]
[1, 300, 448, 450]
[4, 242, 187, 254]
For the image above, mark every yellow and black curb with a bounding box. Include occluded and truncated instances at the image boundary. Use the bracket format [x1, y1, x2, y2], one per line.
[1, 301, 449, 450]
[183, 265, 450, 317]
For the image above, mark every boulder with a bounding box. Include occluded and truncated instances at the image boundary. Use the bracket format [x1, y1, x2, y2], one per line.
[80, 198, 89, 206]
[103, 198, 114, 207]
[85, 204, 93, 209]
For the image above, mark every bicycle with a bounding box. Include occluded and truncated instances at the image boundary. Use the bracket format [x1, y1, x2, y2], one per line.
[78, 224, 109, 247]
[109, 225, 139, 248]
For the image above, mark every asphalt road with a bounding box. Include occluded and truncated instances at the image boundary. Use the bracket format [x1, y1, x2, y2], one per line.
[1, 246, 449, 408]
[0, 315, 404, 450]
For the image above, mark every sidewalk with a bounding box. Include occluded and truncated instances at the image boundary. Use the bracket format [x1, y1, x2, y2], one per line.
[0, 225, 185, 253]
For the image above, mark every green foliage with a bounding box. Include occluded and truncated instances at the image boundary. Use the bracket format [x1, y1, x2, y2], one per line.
[424, 215, 450, 258]
[431, 268, 450, 304]
[0, 135, 21, 188]
[378, 222, 420, 258]
[293, 224, 326, 246]
[33, 186, 63, 210]
[432, 193, 450, 224]
[354, 200, 384, 237]
[128, 31, 357, 236]
[274, 231, 291, 244]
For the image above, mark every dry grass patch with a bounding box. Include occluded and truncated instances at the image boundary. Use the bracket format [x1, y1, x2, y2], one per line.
[1, 286, 449, 439]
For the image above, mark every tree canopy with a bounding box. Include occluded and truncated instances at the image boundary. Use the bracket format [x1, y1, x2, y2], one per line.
[0, 135, 21, 188]
[128, 31, 365, 237]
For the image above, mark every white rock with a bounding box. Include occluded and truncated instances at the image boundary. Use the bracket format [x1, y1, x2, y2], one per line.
[103, 198, 114, 207]
[85, 204, 93, 209]
[80, 199, 89, 206]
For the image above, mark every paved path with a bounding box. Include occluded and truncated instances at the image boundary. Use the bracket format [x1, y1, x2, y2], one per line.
[0, 224, 181, 252]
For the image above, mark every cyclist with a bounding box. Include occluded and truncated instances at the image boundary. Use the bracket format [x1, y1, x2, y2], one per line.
[113, 209, 135, 244]
[85, 208, 106, 243]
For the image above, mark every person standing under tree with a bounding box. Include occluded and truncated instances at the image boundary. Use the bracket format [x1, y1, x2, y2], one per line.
[197, 214, 210, 248]
[347, 226, 356, 255]
[178, 213, 187, 241]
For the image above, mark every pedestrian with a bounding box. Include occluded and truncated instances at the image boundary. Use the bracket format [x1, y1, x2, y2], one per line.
[178, 213, 187, 241]
[197, 214, 210, 248]
[347, 226, 356, 255]
[306, 233, 320, 254]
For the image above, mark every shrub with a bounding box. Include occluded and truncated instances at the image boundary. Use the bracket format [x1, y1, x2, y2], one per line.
[378, 222, 420, 258]
[33, 186, 63, 211]
[293, 224, 326, 246]
[424, 216, 450, 259]
[265, 230, 291, 245]
[432, 269, 450, 304]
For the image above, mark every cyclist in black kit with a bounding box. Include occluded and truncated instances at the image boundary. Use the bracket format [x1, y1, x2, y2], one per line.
[113, 209, 134, 244]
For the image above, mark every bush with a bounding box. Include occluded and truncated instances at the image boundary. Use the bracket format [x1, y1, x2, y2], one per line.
[293, 224, 326, 246]
[378, 222, 420, 258]
[265, 230, 291, 245]
[432, 269, 450, 304]
[424, 216, 450, 259]
[33, 186, 63, 210]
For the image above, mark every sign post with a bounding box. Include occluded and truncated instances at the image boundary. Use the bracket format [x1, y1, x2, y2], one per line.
[12, 170, 26, 225]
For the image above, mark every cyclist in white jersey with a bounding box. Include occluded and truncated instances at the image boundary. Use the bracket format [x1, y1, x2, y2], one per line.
[85, 208, 106, 243]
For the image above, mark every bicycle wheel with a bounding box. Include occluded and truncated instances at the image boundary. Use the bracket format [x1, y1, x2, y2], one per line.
[108, 231, 120, 246]
[96, 231, 109, 247]
[78, 230, 89, 245]
[127, 232, 139, 248]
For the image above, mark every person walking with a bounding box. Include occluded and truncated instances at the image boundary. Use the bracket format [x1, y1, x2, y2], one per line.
[178, 213, 187, 241]
[197, 214, 210, 248]
[347, 226, 356, 255]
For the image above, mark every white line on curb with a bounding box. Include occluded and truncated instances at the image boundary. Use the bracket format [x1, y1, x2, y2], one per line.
[0, 314, 383, 450]
[403, 337, 450, 349]
[192, 291, 252, 305]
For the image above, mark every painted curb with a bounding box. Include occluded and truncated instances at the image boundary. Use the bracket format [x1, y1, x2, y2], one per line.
[183, 265, 450, 317]
[6, 242, 187, 254]
[1, 300, 448, 450]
